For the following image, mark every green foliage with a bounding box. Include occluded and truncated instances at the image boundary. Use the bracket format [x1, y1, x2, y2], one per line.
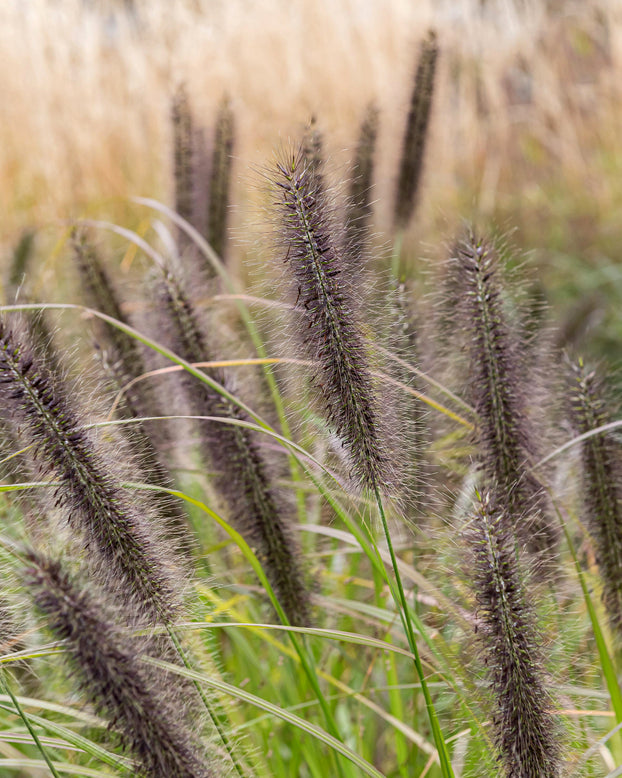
[0, 22, 621, 778]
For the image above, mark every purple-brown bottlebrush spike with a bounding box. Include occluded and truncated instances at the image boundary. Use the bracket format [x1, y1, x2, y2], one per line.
[207, 97, 235, 261]
[569, 358, 622, 639]
[453, 232, 558, 559]
[172, 84, 195, 230]
[302, 115, 325, 192]
[26, 552, 216, 778]
[72, 231, 192, 547]
[393, 30, 438, 231]
[171, 84, 199, 261]
[467, 490, 561, 777]
[346, 103, 379, 261]
[71, 231, 152, 417]
[0, 316, 181, 625]
[390, 280, 430, 520]
[5, 230, 62, 377]
[155, 265, 310, 625]
[274, 148, 391, 493]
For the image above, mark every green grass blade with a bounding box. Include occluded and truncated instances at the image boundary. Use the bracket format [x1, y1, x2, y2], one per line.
[145, 656, 387, 778]
[0, 671, 62, 778]
[0, 703, 132, 771]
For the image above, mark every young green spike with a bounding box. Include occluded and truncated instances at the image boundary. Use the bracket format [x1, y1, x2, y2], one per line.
[26, 552, 216, 778]
[468, 490, 561, 777]
[274, 148, 391, 492]
[393, 30, 438, 231]
[569, 358, 622, 639]
[453, 232, 558, 559]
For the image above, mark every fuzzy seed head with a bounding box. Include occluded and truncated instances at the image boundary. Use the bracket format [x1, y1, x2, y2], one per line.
[468, 490, 561, 777]
[0, 317, 181, 624]
[454, 232, 557, 558]
[393, 30, 438, 231]
[569, 358, 622, 638]
[72, 232, 151, 406]
[347, 103, 379, 260]
[172, 84, 195, 228]
[156, 266, 311, 624]
[275, 148, 391, 492]
[207, 97, 235, 260]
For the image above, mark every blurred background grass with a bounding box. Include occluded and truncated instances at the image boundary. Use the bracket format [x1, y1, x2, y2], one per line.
[2, 0, 622, 370]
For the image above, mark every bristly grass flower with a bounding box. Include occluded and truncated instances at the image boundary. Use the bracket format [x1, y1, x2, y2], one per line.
[347, 103, 379, 261]
[273, 145, 457, 777]
[393, 30, 438, 231]
[155, 264, 311, 625]
[452, 231, 558, 559]
[72, 230, 192, 546]
[207, 96, 235, 261]
[26, 551, 216, 778]
[0, 316, 182, 625]
[569, 357, 622, 640]
[467, 489, 561, 777]
[172, 84, 195, 237]
[274, 147, 391, 493]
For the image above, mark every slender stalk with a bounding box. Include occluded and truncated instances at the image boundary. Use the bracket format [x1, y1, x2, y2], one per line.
[373, 487, 454, 778]
[165, 625, 247, 778]
[0, 669, 62, 778]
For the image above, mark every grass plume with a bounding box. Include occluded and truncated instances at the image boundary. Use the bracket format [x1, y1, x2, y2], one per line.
[156, 264, 311, 625]
[72, 230, 192, 545]
[569, 358, 622, 640]
[72, 230, 149, 406]
[274, 147, 391, 492]
[452, 231, 558, 559]
[26, 551, 215, 778]
[172, 84, 195, 233]
[393, 30, 438, 231]
[467, 489, 561, 777]
[346, 103, 379, 260]
[0, 316, 182, 624]
[207, 97, 235, 261]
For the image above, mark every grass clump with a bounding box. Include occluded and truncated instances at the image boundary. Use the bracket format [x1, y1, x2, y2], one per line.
[2, 7, 622, 775]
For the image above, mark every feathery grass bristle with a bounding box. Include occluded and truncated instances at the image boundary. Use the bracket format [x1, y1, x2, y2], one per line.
[347, 102, 379, 260]
[467, 489, 561, 777]
[393, 29, 438, 231]
[25, 551, 215, 778]
[72, 230, 191, 545]
[207, 96, 235, 261]
[452, 231, 558, 559]
[155, 264, 311, 624]
[569, 357, 622, 639]
[172, 84, 195, 232]
[72, 231, 148, 399]
[274, 147, 391, 493]
[0, 316, 182, 624]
